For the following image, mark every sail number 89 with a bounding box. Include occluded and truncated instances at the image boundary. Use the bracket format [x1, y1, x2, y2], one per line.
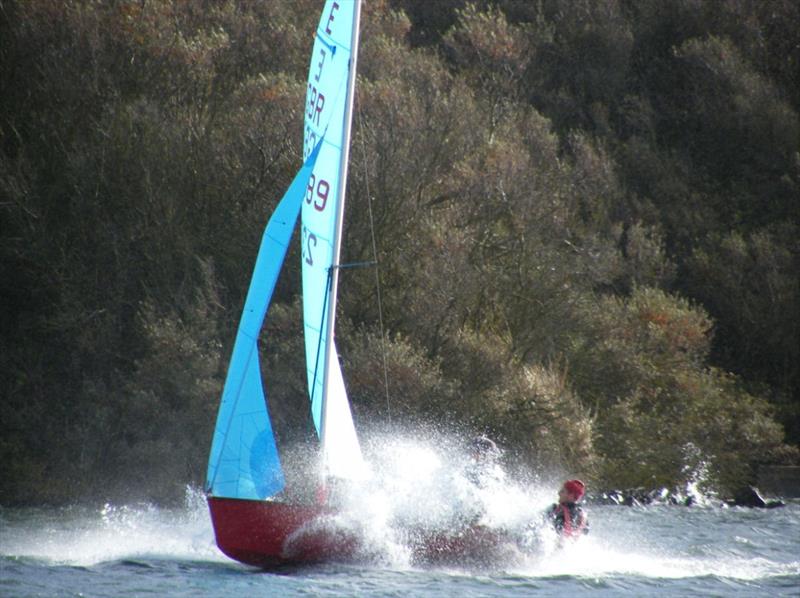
[306, 175, 330, 212]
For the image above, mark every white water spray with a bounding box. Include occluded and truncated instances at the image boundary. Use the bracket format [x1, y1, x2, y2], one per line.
[0, 487, 223, 567]
[2, 437, 797, 583]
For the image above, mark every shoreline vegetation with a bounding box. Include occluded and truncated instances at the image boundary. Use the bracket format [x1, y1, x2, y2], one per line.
[1, 0, 798, 507]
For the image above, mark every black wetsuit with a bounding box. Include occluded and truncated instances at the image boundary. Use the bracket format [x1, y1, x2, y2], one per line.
[547, 502, 589, 537]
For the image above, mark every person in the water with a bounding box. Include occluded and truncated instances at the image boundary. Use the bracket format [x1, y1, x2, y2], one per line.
[547, 479, 589, 538]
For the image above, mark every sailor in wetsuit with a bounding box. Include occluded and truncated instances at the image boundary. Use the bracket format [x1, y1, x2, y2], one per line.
[547, 479, 589, 539]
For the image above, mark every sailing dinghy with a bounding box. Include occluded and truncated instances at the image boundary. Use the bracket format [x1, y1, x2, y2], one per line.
[205, 0, 519, 568]
[205, 0, 366, 567]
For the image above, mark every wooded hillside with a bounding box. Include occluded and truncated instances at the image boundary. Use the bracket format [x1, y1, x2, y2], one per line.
[1, 0, 797, 505]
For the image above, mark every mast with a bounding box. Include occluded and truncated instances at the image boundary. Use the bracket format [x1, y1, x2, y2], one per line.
[319, 0, 362, 464]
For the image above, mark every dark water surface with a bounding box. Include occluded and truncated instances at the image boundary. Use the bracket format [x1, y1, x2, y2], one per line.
[2, 492, 798, 597]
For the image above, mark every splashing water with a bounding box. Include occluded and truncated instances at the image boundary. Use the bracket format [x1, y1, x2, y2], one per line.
[327, 435, 555, 565]
[1, 436, 798, 595]
[0, 487, 223, 567]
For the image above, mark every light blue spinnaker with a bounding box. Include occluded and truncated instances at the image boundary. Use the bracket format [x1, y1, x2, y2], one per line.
[302, 0, 365, 479]
[205, 141, 322, 500]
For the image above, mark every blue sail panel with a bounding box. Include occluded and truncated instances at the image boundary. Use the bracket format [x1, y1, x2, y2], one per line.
[210, 347, 282, 499]
[206, 142, 322, 499]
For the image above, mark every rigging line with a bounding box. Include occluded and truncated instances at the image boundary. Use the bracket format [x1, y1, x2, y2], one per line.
[356, 97, 392, 423]
[334, 260, 377, 270]
[310, 265, 333, 433]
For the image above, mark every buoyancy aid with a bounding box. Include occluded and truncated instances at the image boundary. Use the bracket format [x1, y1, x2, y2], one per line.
[550, 502, 588, 537]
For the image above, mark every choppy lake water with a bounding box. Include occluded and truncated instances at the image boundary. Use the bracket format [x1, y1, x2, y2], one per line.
[2, 490, 798, 597]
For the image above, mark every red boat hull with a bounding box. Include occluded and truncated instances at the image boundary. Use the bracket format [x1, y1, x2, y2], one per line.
[207, 496, 361, 567]
[208, 496, 521, 568]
